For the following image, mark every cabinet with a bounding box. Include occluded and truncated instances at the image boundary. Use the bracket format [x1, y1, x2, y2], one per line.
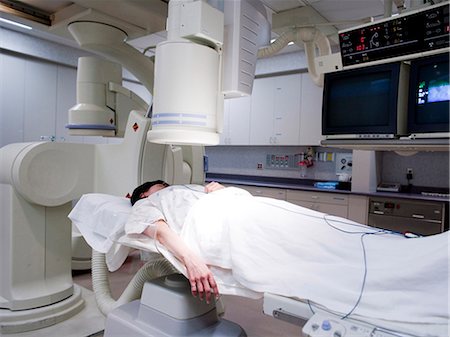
[227, 184, 350, 217]
[239, 185, 287, 200]
[299, 73, 324, 145]
[220, 72, 323, 146]
[348, 195, 369, 224]
[286, 190, 348, 218]
[248, 77, 276, 144]
[249, 74, 301, 145]
[220, 96, 251, 145]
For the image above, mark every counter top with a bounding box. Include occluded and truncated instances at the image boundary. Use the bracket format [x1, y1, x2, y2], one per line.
[206, 173, 450, 203]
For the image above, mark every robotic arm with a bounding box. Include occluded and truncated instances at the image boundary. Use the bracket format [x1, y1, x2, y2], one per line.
[67, 56, 149, 138]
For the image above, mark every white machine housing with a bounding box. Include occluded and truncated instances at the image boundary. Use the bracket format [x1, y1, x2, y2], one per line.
[104, 274, 245, 337]
[148, 0, 224, 146]
[222, 0, 271, 98]
[0, 105, 204, 334]
[68, 57, 150, 137]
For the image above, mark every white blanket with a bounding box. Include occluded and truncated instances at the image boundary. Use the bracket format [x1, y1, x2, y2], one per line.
[69, 193, 132, 271]
[181, 189, 449, 326]
[69, 190, 449, 336]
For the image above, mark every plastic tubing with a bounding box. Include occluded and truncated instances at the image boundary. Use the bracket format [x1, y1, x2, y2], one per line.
[257, 29, 298, 58]
[91, 250, 178, 316]
[257, 27, 331, 87]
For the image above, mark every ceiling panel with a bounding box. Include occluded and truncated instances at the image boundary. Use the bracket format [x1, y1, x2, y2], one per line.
[259, 0, 306, 13]
[309, 0, 387, 27]
[0, 0, 408, 54]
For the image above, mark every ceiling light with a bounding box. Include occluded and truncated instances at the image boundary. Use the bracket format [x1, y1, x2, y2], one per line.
[288, 41, 294, 45]
[0, 18, 32, 30]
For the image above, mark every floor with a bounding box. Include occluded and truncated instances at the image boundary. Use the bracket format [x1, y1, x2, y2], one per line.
[72, 251, 303, 337]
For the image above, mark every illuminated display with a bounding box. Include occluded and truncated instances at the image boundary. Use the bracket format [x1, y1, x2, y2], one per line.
[408, 52, 449, 134]
[339, 3, 449, 66]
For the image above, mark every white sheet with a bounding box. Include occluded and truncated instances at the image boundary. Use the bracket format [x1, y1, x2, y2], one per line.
[180, 189, 449, 327]
[68, 192, 260, 298]
[69, 190, 449, 336]
[69, 193, 131, 271]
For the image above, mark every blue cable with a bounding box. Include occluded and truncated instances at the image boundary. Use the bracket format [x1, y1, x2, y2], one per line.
[257, 200, 405, 319]
[261, 201, 428, 336]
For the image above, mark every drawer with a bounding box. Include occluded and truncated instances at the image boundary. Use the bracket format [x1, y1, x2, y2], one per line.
[237, 185, 287, 200]
[369, 198, 445, 221]
[368, 214, 444, 236]
[287, 190, 348, 205]
[288, 200, 348, 218]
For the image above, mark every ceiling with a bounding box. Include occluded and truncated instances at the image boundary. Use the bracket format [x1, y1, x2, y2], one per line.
[0, 0, 411, 54]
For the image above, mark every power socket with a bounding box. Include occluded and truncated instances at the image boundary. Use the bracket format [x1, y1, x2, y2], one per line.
[406, 168, 413, 180]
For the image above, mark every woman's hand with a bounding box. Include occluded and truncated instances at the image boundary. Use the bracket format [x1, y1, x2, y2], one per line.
[147, 220, 220, 303]
[183, 253, 219, 304]
[205, 182, 225, 193]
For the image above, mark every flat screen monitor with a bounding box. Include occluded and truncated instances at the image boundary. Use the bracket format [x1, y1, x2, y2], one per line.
[407, 52, 450, 137]
[322, 62, 409, 139]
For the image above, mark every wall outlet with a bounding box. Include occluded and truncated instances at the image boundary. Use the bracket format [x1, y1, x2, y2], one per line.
[406, 168, 413, 180]
[335, 153, 353, 174]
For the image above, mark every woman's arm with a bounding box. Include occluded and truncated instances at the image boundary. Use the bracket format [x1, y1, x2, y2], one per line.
[204, 181, 225, 193]
[143, 220, 219, 304]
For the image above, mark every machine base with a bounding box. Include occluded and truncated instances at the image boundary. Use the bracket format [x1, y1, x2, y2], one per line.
[105, 300, 246, 337]
[105, 274, 246, 337]
[72, 231, 92, 270]
[0, 285, 85, 334]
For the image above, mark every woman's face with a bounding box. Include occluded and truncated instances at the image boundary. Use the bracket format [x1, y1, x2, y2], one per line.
[141, 183, 167, 199]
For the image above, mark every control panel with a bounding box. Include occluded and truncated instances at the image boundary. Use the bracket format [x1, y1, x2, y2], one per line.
[339, 2, 449, 67]
[303, 313, 404, 337]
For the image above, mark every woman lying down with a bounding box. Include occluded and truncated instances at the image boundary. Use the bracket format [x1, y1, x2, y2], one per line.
[126, 180, 449, 331]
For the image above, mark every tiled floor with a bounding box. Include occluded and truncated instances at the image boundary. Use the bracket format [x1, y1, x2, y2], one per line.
[73, 251, 302, 337]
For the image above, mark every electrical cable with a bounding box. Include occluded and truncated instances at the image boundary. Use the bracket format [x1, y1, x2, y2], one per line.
[257, 200, 429, 337]
[258, 199, 431, 337]
[257, 199, 405, 317]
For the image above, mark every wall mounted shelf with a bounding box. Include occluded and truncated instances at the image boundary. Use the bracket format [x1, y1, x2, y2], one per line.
[321, 139, 450, 152]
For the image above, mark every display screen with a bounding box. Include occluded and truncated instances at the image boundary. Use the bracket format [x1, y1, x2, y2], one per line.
[322, 62, 403, 136]
[339, 2, 449, 66]
[408, 53, 450, 133]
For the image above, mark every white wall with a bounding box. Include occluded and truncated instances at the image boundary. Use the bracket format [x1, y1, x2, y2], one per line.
[0, 29, 151, 148]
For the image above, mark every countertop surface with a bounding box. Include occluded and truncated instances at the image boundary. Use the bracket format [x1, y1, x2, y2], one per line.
[206, 173, 450, 203]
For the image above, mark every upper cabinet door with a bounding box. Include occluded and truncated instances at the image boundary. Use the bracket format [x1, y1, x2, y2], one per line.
[219, 99, 231, 144]
[222, 72, 324, 146]
[249, 77, 275, 145]
[299, 73, 324, 146]
[273, 74, 301, 145]
[228, 95, 251, 145]
[220, 95, 252, 145]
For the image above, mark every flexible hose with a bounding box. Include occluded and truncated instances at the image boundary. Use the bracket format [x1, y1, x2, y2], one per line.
[257, 27, 331, 87]
[257, 29, 297, 59]
[91, 250, 178, 316]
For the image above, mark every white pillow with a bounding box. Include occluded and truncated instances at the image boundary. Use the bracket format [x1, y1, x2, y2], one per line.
[69, 193, 132, 254]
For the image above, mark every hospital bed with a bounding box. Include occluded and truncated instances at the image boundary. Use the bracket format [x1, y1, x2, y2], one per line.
[69, 192, 449, 337]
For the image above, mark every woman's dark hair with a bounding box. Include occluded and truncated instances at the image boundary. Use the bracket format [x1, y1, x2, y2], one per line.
[130, 180, 169, 205]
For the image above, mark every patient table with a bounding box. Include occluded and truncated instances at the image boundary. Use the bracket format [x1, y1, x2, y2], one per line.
[263, 293, 439, 337]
